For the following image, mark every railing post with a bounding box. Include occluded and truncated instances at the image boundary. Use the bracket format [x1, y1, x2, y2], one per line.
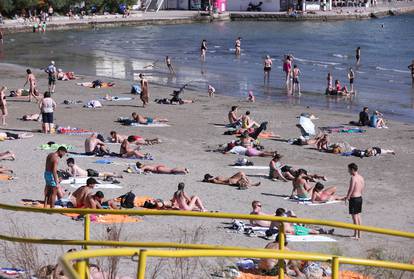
[137, 249, 148, 279]
[75, 261, 87, 279]
[332, 256, 339, 279]
[84, 214, 90, 250]
[278, 224, 285, 279]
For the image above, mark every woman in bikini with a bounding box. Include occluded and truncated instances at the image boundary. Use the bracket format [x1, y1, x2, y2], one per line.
[240, 132, 276, 157]
[291, 169, 314, 199]
[171, 183, 206, 211]
[110, 131, 161, 146]
[203, 172, 260, 189]
[135, 162, 189, 175]
[311, 182, 344, 203]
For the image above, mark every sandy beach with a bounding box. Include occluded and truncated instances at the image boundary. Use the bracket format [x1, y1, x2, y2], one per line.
[0, 62, 413, 277]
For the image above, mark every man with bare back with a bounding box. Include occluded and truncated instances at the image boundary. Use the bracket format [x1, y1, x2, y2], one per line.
[345, 163, 365, 239]
[44, 146, 67, 208]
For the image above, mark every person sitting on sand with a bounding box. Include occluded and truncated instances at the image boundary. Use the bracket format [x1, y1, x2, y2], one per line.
[0, 151, 15, 161]
[358, 107, 370, 126]
[241, 111, 260, 129]
[57, 69, 77, 81]
[0, 132, 34, 140]
[269, 154, 295, 182]
[85, 133, 109, 155]
[258, 234, 304, 277]
[69, 178, 98, 208]
[290, 169, 315, 199]
[171, 182, 206, 212]
[134, 162, 189, 175]
[370, 110, 388, 128]
[250, 201, 271, 227]
[239, 132, 277, 157]
[311, 182, 344, 203]
[202, 172, 261, 189]
[66, 158, 122, 179]
[131, 112, 168, 125]
[109, 132, 161, 146]
[228, 106, 242, 128]
[225, 122, 274, 140]
[120, 137, 149, 159]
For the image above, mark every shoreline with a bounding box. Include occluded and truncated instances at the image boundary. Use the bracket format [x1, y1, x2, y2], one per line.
[1, 4, 414, 34]
[0, 62, 413, 274]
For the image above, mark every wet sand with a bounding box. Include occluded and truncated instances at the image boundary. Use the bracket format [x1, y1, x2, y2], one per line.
[0, 62, 413, 276]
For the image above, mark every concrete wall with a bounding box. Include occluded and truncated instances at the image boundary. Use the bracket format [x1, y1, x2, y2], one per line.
[226, 0, 281, 12]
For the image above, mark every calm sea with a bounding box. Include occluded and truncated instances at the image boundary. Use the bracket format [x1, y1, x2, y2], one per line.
[1, 14, 414, 122]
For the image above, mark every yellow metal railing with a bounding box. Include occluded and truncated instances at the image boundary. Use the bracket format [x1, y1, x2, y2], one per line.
[0, 202, 413, 279]
[58, 248, 414, 279]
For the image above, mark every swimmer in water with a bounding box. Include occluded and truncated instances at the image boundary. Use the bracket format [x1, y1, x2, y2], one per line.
[235, 37, 241, 56]
[165, 56, 175, 74]
[356, 47, 361, 64]
[408, 60, 414, 85]
[292, 65, 301, 95]
[264, 55, 272, 84]
[200, 39, 207, 61]
[348, 67, 355, 92]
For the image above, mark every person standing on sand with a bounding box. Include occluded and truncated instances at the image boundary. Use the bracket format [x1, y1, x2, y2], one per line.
[200, 39, 207, 61]
[39, 91, 56, 134]
[292, 65, 301, 95]
[165, 56, 175, 74]
[264, 55, 272, 84]
[235, 37, 241, 56]
[45, 61, 57, 93]
[345, 163, 364, 240]
[139, 73, 149, 107]
[0, 86, 8, 126]
[348, 67, 355, 92]
[356, 47, 361, 64]
[24, 69, 39, 102]
[408, 60, 414, 85]
[44, 146, 67, 208]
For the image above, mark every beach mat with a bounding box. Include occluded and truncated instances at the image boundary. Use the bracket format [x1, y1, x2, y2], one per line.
[39, 143, 73, 151]
[283, 197, 341, 206]
[64, 213, 141, 223]
[286, 235, 336, 242]
[232, 166, 270, 170]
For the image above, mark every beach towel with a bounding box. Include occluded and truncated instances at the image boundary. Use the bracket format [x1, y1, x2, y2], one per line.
[320, 126, 365, 133]
[0, 174, 13, 181]
[68, 184, 123, 189]
[283, 197, 341, 206]
[84, 100, 103, 108]
[130, 123, 170, 127]
[0, 268, 26, 277]
[57, 127, 96, 136]
[232, 166, 270, 170]
[40, 143, 73, 151]
[66, 213, 141, 223]
[237, 272, 290, 279]
[102, 96, 133, 101]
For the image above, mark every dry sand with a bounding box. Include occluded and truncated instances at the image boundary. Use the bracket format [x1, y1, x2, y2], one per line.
[0, 62, 413, 277]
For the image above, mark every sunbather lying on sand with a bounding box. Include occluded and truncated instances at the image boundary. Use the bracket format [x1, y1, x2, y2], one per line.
[143, 198, 173, 210]
[269, 154, 327, 182]
[134, 162, 189, 174]
[0, 132, 33, 140]
[347, 146, 395, 158]
[109, 131, 161, 145]
[0, 151, 15, 160]
[289, 133, 329, 150]
[250, 200, 271, 227]
[266, 208, 334, 238]
[311, 182, 345, 203]
[224, 122, 279, 140]
[224, 132, 277, 157]
[203, 172, 260, 189]
[66, 158, 122, 178]
[77, 80, 115, 88]
[21, 113, 41, 121]
[131, 112, 168, 125]
[171, 182, 206, 211]
[0, 166, 13, 174]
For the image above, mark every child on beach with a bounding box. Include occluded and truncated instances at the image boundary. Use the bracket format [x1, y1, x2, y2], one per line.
[248, 90, 255, 102]
[208, 85, 215, 97]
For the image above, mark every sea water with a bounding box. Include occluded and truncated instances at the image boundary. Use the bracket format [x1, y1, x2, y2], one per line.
[1, 14, 413, 122]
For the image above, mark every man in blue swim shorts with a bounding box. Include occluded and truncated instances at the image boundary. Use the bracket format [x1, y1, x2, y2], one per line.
[44, 146, 67, 208]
